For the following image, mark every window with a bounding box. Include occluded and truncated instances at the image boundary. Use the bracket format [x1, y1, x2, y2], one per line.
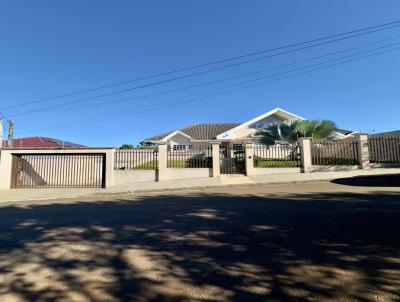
[173, 145, 187, 151]
[233, 144, 243, 150]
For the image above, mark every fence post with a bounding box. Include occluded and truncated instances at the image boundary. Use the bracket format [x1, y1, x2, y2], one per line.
[157, 143, 168, 181]
[104, 149, 115, 188]
[299, 137, 312, 173]
[355, 134, 370, 169]
[0, 150, 12, 189]
[245, 143, 255, 176]
[211, 142, 220, 177]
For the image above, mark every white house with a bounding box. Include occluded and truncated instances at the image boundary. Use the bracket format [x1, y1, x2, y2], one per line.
[144, 108, 353, 149]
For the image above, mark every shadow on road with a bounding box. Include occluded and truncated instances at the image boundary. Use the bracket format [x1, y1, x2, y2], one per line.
[331, 174, 400, 187]
[0, 189, 400, 301]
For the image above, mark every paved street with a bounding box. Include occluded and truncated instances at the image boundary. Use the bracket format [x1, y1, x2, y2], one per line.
[0, 177, 400, 301]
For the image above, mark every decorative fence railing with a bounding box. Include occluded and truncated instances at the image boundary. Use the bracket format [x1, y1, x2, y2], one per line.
[368, 137, 400, 163]
[167, 145, 212, 168]
[254, 145, 301, 168]
[114, 149, 158, 170]
[311, 140, 359, 165]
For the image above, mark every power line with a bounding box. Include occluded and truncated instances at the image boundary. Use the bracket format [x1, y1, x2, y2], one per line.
[84, 45, 400, 121]
[17, 44, 400, 135]
[2, 18, 400, 112]
[28, 36, 400, 111]
[8, 30, 400, 118]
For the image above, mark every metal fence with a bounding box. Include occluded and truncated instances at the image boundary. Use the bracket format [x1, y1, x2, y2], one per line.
[114, 149, 158, 170]
[311, 140, 359, 165]
[369, 137, 400, 163]
[11, 154, 104, 188]
[220, 145, 245, 174]
[254, 145, 301, 168]
[167, 145, 212, 168]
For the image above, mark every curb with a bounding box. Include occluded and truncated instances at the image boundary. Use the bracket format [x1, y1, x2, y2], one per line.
[97, 178, 334, 197]
[2, 170, 399, 203]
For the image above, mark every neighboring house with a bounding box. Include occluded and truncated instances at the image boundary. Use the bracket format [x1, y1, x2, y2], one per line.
[144, 108, 353, 149]
[1, 137, 86, 148]
[371, 130, 400, 138]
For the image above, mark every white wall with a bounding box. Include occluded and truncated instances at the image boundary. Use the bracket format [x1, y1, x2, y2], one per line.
[251, 167, 301, 175]
[168, 133, 191, 148]
[166, 168, 212, 180]
[113, 170, 156, 185]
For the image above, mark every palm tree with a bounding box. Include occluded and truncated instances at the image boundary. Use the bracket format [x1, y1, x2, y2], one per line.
[257, 120, 337, 147]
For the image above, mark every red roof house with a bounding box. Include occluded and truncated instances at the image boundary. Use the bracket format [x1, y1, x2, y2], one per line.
[2, 137, 86, 148]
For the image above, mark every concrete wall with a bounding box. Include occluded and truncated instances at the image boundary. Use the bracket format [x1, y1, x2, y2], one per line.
[113, 170, 156, 185]
[251, 167, 301, 175]
[165, 168, 212, 180]
[370, 163, 400, 168]
[310, 165, 359, 172]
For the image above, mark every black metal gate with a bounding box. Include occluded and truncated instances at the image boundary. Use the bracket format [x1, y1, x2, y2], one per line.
[11, 154, 105, 188]
[220, 145, 246, 174]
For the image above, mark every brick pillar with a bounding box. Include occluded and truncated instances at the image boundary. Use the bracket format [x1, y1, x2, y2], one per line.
[211, 142, 220, 177]
[299, 137, 312, 173]
[157, 143, 168, 181]
[355, 134, 370, 169]
[245, 143, 255, 176]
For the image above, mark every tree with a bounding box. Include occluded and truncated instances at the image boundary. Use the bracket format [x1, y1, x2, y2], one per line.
[139, 141, 157, 147]
[119, 144, 135, 149]
[257, 120, 337, 147]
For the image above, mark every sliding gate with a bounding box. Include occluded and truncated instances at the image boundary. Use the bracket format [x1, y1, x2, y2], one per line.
[11, 153, 105, 188]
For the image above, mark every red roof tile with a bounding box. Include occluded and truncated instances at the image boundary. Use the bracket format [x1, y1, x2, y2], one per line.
[2, 137, 85, 148]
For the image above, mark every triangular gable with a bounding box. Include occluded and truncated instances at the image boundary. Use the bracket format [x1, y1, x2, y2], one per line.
[216, 108, 304, 140]
[161, 130, 193, 142]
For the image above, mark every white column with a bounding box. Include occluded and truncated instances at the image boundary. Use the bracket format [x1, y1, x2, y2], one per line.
[104, 149, 115, 188]
[355, 134, 370, 169]
[157, 143, 168, 181]
[211, 142, 220, 177]
[299, 138, 312, 173]
[0, 119, 3, 150]
[245, 143, 255, 176]
[0, 150, 12, 190]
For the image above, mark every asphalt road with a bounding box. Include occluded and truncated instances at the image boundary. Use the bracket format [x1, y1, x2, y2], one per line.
[0, 177, 399, 302]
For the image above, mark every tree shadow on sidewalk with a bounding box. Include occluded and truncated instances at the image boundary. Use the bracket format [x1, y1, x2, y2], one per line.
[0, 189, 400, 301]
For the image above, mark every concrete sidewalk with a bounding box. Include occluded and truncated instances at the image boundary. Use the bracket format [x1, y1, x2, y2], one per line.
[0, 168, 399, 202]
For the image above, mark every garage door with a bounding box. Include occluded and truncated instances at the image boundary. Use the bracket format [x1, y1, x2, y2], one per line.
[11, 154, 105, 188]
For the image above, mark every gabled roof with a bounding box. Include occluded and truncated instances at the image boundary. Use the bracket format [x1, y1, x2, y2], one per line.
[145, 123, 240, 142]
[335, 129, 354, 136]
[371, 130, 400, 138]
[2, 137, 86, 148]
[217, 108, 304, 139]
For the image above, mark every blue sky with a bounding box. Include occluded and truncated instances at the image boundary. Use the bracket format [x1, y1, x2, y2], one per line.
[1, 1, 400, 146]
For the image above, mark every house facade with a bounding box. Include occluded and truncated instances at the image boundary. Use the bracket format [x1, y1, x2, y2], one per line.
[144, 108, 353, 149]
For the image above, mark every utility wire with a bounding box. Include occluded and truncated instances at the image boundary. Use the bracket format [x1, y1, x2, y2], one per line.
[8, 30, 400, 118]
[79, 45, 400, 122]
[17, 45, 400, 135]
[17, 35, 400, 113]
[2, 19, 400, 112]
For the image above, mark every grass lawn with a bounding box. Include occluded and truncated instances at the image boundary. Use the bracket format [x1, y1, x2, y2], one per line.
[134, 159, 209, 169]
[254, 159, 301, 168]
[132, 160, 158, 170]
[167, 159, 190, 168]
